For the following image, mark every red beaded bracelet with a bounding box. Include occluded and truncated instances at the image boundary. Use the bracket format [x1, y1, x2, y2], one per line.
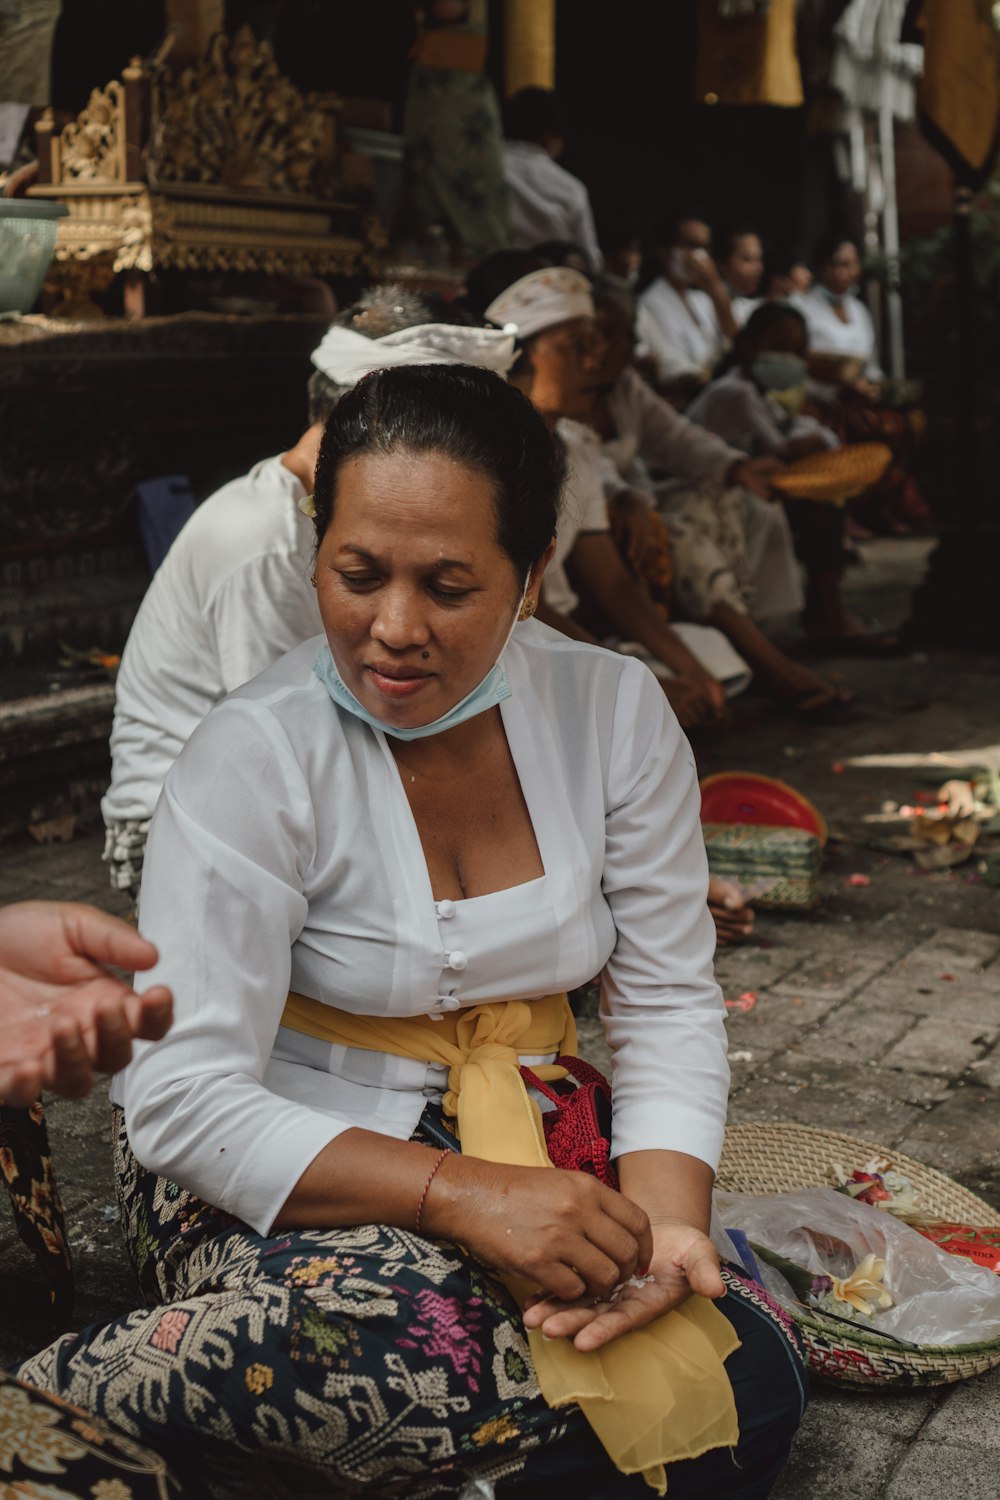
[414, 1149, 450, 1235]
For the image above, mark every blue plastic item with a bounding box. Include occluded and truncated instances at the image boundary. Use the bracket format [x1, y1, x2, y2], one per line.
[134, 475, 196, 573]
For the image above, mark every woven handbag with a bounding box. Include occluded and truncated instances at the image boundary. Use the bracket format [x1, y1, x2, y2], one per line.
[520, 1056, 619, 1189]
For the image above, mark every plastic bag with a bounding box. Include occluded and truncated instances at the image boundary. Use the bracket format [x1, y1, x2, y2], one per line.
[712, 1187, 1000, 1347]
[457, 1481, 495, 1500]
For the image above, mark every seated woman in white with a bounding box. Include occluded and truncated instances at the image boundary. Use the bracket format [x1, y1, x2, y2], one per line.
[637, 214, 735, 399]
[18, 365, 807, 1500]
[799, 235, 882, 381]
[479, 257, 733, 731]
[716, 224, 765, 330]
[590, 284, 852, 723]
[689, 302, 897, 656]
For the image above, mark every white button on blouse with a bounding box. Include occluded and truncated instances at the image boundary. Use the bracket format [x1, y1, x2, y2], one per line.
[117, 623, 728, 1238]
[436, 900, 456, 919]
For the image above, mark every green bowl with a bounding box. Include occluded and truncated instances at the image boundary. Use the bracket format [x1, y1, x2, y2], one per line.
[0, 199, 68, 314]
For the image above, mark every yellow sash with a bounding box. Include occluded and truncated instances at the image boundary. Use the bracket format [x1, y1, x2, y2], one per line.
[281, 991, 739, 1494]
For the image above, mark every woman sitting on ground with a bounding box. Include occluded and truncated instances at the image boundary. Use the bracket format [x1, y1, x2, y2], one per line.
[688, 302, 896, 654]
[468, 253, 733, 729]
[799, 233, 881, 390]
[715, 224, 765, 330]
[19, 366, 806, 1499]
[799, 234, 929, 536]
[636, 212, 735, 405]
[589, 284, 856, 718]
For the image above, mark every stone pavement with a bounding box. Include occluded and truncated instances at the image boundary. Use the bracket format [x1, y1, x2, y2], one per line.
[2, 537, 999, 1496]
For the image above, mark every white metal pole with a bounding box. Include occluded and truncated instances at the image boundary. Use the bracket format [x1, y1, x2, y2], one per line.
[877, 3, 906, 378]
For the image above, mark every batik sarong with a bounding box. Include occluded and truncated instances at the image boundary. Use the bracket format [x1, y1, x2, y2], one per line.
[15, 1111, 807, 1499]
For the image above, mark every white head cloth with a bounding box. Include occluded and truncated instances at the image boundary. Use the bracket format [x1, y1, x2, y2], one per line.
[310, 322, 517, 384]
[484, 267, 594, 341]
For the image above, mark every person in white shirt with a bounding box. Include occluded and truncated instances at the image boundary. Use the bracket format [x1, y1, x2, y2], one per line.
[637, 213, 737, 396]
[101, 440, 323, 902]
[715, 225, 765, 330]
[589, 285, 854, 721]
[799, 234, 882, 381]
[502, 86, 603, 273]
[689, 301, 895, 659]
[20, 364, 806, 1499]
[799, 234, 930, 537]
[101, 292, 511, 903]
[480, 258, 729, 730]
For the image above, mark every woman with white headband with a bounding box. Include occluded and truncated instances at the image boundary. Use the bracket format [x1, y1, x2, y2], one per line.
[19, 365, 806, 1498]
[479, 262, 751, 734]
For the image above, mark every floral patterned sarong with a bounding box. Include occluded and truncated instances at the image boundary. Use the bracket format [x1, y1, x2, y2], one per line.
[0, 1370, 184, 1499]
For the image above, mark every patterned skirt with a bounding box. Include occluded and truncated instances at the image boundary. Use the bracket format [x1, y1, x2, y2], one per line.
[14, 1110, 808, 1500]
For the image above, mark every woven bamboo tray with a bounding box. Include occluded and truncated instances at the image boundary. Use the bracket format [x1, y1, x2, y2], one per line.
[770, 442, 892, 503]
[717, 1122, 1000, 1388]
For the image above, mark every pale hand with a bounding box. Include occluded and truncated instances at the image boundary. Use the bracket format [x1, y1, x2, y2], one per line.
[522, 1216, 725, 1352]
[708, 877, 754, 945]
[684, 249, 723, 295]
[0, 901, 173, 1105]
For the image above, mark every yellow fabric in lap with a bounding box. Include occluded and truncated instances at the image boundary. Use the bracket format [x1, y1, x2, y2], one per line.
[281, 990, 740, 1493]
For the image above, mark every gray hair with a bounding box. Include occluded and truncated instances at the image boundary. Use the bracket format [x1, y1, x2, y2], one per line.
[307, 284, 433, 426]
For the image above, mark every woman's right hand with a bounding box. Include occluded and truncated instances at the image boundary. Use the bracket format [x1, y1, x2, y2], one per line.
[427, 1160, 653, 1304]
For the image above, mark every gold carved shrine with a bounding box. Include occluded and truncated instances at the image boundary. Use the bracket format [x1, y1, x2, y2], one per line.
[28, 28, 385, 312]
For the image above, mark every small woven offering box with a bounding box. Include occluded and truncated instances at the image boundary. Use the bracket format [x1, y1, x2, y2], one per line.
[702, 824, 822, 910]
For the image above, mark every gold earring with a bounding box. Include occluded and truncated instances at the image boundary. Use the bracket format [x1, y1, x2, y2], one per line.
[518, 596, 536, 621]
[309, 572, 317, 589]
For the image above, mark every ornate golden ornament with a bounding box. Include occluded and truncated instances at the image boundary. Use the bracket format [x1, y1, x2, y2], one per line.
[28, 29, 384, 311]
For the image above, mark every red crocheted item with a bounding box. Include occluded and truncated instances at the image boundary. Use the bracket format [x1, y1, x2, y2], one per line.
[519, 1056, 619, 1190]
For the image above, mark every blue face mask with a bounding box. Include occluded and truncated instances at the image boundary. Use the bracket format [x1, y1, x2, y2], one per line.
[751, 352, 807, 393]
[313, 585, 527, 742]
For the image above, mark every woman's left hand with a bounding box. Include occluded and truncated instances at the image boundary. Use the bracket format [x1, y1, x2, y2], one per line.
[522, 1216, 724, 1352]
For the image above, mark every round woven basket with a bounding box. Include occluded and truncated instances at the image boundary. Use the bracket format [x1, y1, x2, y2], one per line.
[770, 442, 892, 503]
[717, 1123, 1000, 1389]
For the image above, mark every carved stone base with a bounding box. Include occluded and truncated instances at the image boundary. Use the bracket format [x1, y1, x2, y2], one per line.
[0, 310, 327, 552]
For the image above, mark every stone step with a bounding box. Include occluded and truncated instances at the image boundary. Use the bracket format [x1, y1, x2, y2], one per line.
[0, 681, 114, 843]
[0, 555, 148, 664]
